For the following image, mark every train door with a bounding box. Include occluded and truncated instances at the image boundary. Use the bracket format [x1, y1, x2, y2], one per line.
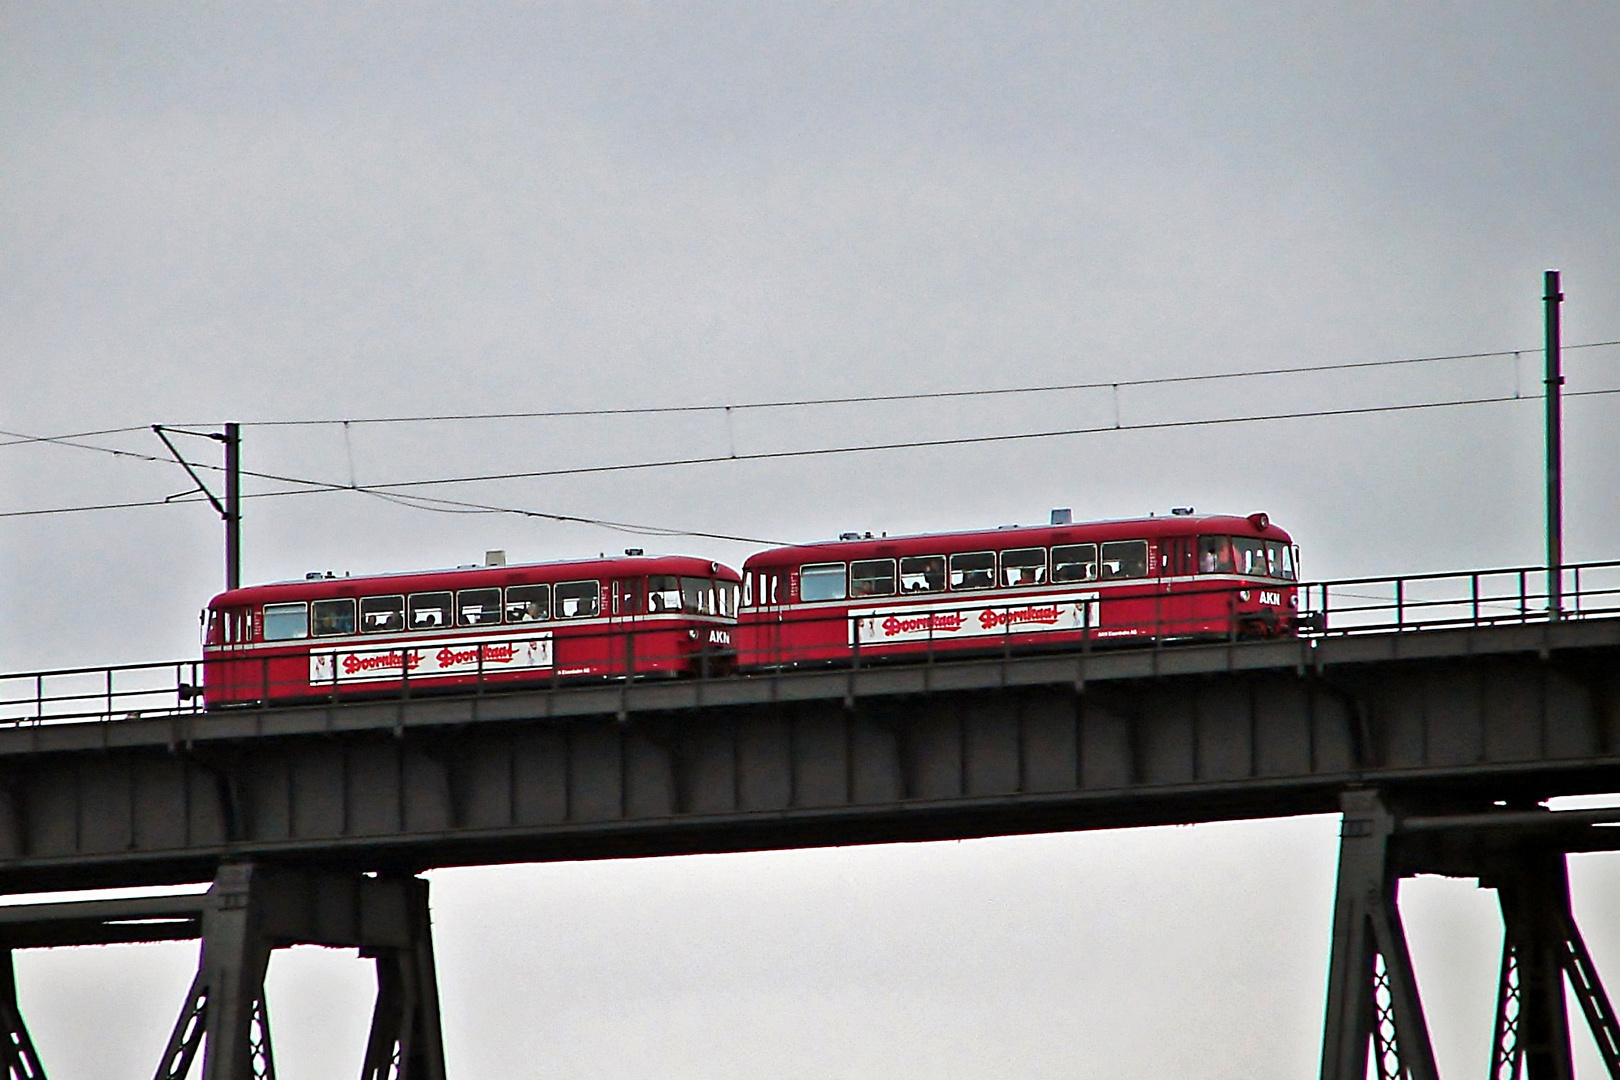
[1158, 537, 1198, 637]
[756, 567, 785, 667]
[611, 576, 645, 677]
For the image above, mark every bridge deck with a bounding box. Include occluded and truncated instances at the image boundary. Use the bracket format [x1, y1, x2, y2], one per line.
[0, 617, 1614, 893]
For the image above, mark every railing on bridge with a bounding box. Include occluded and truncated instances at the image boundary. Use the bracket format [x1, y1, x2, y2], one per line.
[4, 559, 1618, 728]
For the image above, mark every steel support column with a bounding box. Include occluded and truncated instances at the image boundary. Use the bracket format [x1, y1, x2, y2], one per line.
[154, 864, 275, 1080]
[1319, 789, 1438, 1080]
[360, 876, 445, 1080]
[1486, 846, 1620, 1079]
[0, 947, 45, 1080]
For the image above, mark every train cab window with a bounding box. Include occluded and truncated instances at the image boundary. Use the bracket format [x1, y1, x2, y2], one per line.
[1198, 536, 1234, 574]
[900, 555, 946, 593]
[850, 559, 897, 598]
[949, 552, 996, 591]
[1099, 540, 1148, 580]
[680, 577, 715, 615]
[1052, 544, 1099, 583]
[360, 596, 404, 633]
[263, 602, 309, 641]
[1232, 537, 1268, 577]
[751, 570, 781, 606]
[648, 575, 683, 613]
[1000, 548, 1048, 588]
[1266, 541, 1296, 581]
[312, 598, 356, 637]
[618, 578, 646, 615]
[409, 592, 453, 629]
[217, 607, 253, 644]
[743, 574, 754, 608]
[555, 581, 601, 619]
[457, 588, 502, 626]
[719, 581, 739, 617]
[800, 563, 847, 602]
[504, 584, 551, 623]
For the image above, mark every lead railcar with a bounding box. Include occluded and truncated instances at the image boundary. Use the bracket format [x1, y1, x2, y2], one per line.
[734, 512, 1299, 668]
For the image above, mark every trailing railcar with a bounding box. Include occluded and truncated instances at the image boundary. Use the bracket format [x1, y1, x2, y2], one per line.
[202, 554, 741, 707]
[735, 513, 1298, 668]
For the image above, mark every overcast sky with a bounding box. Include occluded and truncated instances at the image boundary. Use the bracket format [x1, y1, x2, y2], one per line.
[3, 3, 1620, 1077]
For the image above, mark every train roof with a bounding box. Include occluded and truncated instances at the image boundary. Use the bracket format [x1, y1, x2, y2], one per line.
[742, 513, 1292, 568]
[209, 553, 741, 608]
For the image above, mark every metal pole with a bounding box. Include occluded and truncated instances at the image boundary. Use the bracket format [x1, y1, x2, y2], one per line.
[225, 422, 241, 592]
[1545, 271, 1564, 620]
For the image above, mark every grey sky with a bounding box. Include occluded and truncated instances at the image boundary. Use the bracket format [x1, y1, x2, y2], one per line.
[3, 3, 1620, 1077]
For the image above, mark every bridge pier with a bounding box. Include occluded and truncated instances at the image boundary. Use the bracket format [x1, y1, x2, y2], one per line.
[153, 863, 446, 1080]
[0, 864, 442, 1080]
[1322, 790, 1620, 1080]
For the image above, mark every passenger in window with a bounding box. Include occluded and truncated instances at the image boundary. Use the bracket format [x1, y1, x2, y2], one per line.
[1199, 537, 1234, 574]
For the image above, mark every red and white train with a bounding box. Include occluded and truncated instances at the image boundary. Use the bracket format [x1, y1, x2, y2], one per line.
[735, 512, 1299, 667]
[201, 512, 1297, 708]
[202, 554, 740, 707]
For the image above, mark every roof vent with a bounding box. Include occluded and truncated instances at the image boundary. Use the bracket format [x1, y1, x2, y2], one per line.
[305, 572, 324, 580]
[484, 550, 507, 567]
[839, 532, 861, 541]
[1050, 508, 1072, 526]
[1171, 507, 1194, 516]
[624, 548, 644, 557]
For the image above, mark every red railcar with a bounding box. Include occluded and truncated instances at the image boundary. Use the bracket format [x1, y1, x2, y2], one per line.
[202, 555, 741, 707]
[735, 513, 1298, 668]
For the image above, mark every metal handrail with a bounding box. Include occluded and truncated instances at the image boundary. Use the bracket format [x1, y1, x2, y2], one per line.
[2, 558, 1618, 727]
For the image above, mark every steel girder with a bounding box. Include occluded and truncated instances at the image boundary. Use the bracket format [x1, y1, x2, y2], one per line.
[0, 635, 1615, 893]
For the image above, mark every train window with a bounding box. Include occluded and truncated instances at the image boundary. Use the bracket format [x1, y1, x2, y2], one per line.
[1232, 537, 1267, 577]
[648, 575, 683, 613]
[1198, 536, 1234, 574]
[457, 588, 502, 626]
[800, 563, 847, 602]
[409, 592, 453, 629]
[1266, 541, 1295, 581]
[619, 578, 645, 615]
[263, 602, 309, 641]
[680, 577, 715, 615]
[311, 598, 356, 637]
[949, 552, 996, 590]
[555, 581, 601, 619]
[1000, 548, 1048, 587]
[1052, 544, 1098, 583]
[505, 584, 551, 622]
[850, 559, 897, 598]
[718, 581, 739, 617]
[219, 607, 252, 644]
[1099, 540, 1148, 580]
[743, 573, 754, 608]
[900, 555, 946, 593]
[360, 595, 405, 633]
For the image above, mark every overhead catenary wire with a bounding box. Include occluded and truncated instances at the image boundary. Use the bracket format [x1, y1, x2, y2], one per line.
[4, 337, 1617, 454]
[4, 385, 1619, 524]
[166, 339, 1620, 429]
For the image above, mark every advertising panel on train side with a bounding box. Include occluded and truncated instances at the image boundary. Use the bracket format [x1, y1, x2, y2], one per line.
[309, 633, 554, 685]
[849, 592, 1102, 645]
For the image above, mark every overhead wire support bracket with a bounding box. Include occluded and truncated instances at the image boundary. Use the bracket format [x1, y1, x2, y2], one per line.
[153, 423, 241, 591]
